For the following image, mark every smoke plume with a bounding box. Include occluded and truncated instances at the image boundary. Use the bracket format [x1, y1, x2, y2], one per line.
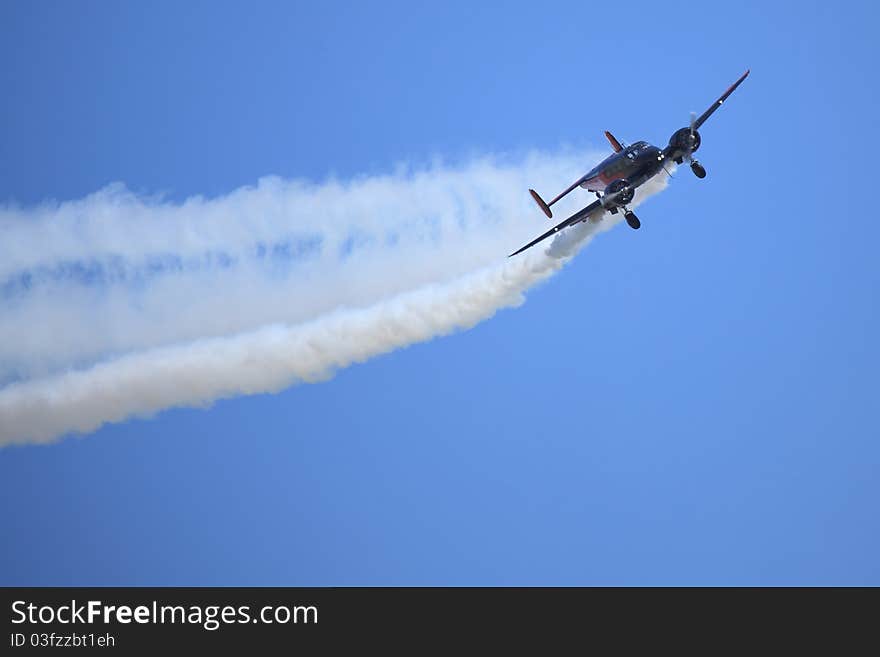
[0, 151, 667, 445]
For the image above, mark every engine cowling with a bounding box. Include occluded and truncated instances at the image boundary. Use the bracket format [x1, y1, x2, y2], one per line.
[602, 179, 634, 208]
[668, 127, 701, 155]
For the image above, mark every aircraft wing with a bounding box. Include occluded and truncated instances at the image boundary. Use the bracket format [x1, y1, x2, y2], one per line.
[509, 199, 603, 257]
[694, 69, 750, 130]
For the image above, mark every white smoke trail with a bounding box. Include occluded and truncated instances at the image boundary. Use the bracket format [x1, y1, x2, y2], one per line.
[0, 152, 667, 446]
[1, 152, 585, 378]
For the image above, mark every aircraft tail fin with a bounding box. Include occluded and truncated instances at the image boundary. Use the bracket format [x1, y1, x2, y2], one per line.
[529, 189, 553, 218]
[604, 131, 624, 152]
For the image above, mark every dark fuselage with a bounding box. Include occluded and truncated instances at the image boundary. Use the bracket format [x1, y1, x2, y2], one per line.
[510, 70, 749, 257]
[579, 141, 664, 192]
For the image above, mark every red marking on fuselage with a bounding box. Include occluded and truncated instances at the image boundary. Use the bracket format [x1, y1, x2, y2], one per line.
[580, 155, 638, 191]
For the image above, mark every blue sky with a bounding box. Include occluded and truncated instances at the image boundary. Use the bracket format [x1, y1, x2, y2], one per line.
[1, 0, 878, 585]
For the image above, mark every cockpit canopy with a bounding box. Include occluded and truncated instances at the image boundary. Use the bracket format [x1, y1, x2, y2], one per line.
[624, 141, 651, 159]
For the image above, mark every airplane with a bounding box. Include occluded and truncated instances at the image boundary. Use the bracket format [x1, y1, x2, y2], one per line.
[509, 70, 750, 257]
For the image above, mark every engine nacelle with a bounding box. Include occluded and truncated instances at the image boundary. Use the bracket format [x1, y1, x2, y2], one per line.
[601, 179, 634, 208]
[668, 127, 701, 156]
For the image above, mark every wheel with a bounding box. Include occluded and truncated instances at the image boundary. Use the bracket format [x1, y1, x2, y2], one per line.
[625, 212, 640, 230]
[691, 161, 706, 178]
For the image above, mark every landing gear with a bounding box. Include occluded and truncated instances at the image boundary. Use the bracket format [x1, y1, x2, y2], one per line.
[690, 160, 706, 178]
[624, 211, 640, 230]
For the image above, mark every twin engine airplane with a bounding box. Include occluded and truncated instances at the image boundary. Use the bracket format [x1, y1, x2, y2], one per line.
[509, 70, 750, 257]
